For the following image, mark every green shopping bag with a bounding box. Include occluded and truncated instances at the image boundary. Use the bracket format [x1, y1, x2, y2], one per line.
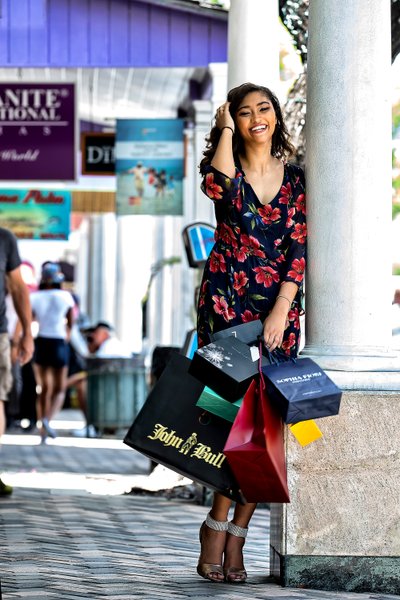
[196, 386, 243, 423]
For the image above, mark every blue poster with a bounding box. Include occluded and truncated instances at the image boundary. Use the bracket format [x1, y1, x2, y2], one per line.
[0, 189, 71, 239]
[116, 119, 184, 216]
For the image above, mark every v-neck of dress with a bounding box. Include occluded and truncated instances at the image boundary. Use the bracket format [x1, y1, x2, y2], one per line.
[238, 161, 286, 207]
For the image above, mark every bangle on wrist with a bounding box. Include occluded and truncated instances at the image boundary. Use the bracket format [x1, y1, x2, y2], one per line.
[276, 294, 292, 307]
[220, 126, 235, 135]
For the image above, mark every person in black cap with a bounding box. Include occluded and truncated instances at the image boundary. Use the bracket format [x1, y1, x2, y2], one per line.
[82, 322, 132, 357]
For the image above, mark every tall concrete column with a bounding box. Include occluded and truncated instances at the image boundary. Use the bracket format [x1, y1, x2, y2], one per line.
[302, 0, 399, 385]
[228, 0, 279, 91]
[115, 216, 153, 354]
[270, 2, 400, 593]
[192, 99, 216, 225]
[85, 213, 117, 326]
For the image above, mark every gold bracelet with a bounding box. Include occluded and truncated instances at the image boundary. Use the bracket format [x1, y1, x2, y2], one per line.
[276, 294, 292, 307]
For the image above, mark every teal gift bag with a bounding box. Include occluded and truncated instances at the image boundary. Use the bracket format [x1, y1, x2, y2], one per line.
[196, 387, 243, 423]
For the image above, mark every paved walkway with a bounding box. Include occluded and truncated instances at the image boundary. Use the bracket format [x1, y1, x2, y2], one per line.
[1, 411, 399, 600]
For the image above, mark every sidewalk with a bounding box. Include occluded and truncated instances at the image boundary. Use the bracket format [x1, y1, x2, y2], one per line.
[1, 410, 399, 600]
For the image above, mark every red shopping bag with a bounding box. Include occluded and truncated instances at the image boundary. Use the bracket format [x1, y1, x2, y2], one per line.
[223, 372, 290, 503]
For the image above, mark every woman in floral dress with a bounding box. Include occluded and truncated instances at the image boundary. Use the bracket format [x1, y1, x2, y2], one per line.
[196, 83, 306, 584]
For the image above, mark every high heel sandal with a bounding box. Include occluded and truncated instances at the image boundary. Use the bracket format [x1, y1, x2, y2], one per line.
[197, 512, 228, 583]
[224, 521, 248, 584]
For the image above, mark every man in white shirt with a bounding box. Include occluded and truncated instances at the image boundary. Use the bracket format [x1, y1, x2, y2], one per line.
[83, 322, 132, 358]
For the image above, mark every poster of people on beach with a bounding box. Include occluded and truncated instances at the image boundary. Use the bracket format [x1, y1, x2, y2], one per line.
[115, 119, 184, 216]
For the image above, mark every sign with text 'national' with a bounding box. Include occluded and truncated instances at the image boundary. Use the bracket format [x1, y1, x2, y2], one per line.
[0, 83, 76, 181]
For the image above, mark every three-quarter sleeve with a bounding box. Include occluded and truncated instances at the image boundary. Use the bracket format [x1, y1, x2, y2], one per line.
[201, 165, 243, 204]
[282, 165, 307, 287]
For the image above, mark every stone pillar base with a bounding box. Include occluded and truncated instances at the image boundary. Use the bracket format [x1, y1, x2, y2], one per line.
[270, 390, 400, 594]
[270, 553, 400, 593]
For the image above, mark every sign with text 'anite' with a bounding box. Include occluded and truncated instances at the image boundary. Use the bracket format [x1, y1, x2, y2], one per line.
[0, 83, 76, 181]
[0, 189, 71, 240]
[81, 132, 115, 175]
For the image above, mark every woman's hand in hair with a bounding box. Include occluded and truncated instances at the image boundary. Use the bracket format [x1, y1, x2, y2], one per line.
[215, 102, 235, 133]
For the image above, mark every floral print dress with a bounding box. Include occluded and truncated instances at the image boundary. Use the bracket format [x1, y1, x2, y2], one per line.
[197, 162, 307, 358]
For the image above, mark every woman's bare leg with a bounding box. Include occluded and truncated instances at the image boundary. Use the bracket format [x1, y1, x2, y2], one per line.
[33, 364, 51, 422]
[49, 366, 68, 420]
[223, 502, 257, 581]
[197, 492, 231, 582]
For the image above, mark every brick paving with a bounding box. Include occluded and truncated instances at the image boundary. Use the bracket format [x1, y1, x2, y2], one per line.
[0, 411, 399, 600]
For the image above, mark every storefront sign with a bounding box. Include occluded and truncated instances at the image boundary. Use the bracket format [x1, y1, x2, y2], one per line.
[116, 119, 184, 216]
[81, 132, 115, 175]
[0, 83, 76, 181]
[0, 189, 71, 239]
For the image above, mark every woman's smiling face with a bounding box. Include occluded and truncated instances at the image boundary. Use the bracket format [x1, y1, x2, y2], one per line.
[235, 91, 277, 145]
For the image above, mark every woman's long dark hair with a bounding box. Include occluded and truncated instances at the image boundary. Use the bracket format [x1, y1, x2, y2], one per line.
[199, 82, 295, 174]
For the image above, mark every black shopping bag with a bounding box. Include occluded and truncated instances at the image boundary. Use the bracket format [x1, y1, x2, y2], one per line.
[210, 319, 263, 345]
[262, 357, 342, 424]
[189, 336, 269, 401]
[123, 353, 244, 503]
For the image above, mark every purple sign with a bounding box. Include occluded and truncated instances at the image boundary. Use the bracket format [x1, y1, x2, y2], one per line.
[0, 83, 76, 181]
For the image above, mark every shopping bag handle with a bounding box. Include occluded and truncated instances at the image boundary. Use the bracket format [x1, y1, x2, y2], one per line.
[257, 335, 296, 366]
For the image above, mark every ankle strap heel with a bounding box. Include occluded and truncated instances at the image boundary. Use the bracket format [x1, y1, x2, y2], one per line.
[205, 512, 229, 532]
[228, 521, 248, 538]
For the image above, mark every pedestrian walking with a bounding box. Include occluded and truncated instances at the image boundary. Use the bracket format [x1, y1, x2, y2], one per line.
[30, 263, 74, 443]
[0, 227, 34, 495]
[196, 82, 307, 583]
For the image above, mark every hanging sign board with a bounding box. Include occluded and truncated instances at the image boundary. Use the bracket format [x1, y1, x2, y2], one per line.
[0, 83, 76, 181]
[182, 222, 215, 268]
[81, 132, 115, 175]
[115, 119, 184, 216]
[0, 189, 71, 239]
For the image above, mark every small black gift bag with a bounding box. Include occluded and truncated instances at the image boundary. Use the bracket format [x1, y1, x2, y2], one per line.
[124, 353, 244, 503]
[189, 336, 269, 402]
[210, 319, 263, 345]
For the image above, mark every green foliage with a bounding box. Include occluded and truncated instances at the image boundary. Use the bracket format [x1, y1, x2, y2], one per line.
[393, 202, 400, 220]
[393, 265, 400, 276]
[393, 102, 400, 136]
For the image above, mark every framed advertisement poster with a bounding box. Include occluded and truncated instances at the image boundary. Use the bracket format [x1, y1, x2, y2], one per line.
[116, 119, 184, 216]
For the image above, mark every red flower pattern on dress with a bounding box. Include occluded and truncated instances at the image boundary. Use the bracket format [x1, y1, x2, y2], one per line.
[291, 223, 307, 244]
[198, 280, 208, 308]
[278, 182, 292, 204]
[253, 266, 280, 287]
[258, 205, 281, 225]
[282, 332, 296, 355]
[217, 223, 238, 248]
[241, 309, 260, 323]
[295, 193, 306, 214]
[236, 234, 266, 262]
[287, 308, 300, 329]
[209, 251, 227, 273]
[286, 207, 295, 228]
[233, 270, 248, 296]
[287, 257, 305, 282]
[205, 173, 223, 200]
[212, 295, 236, 322]
[233, 177, 243, 211]
[199, 164, 305, 360]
